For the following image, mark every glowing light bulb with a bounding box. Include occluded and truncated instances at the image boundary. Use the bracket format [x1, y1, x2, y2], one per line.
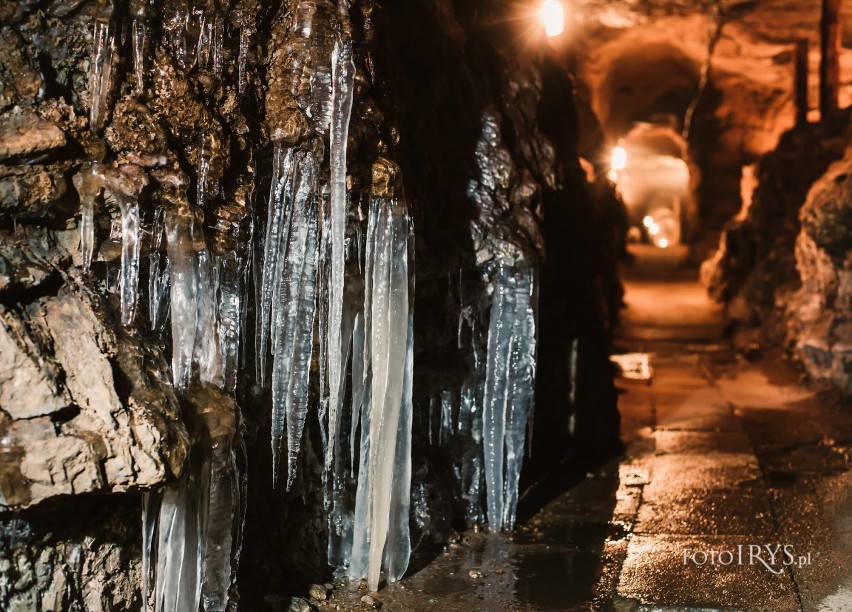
[649, 223, 660, 236]
[643, 215, 654, 228]
[659, 238, 669, 248]
[540, 0, 564, 37]
[611, 146, 627, 172]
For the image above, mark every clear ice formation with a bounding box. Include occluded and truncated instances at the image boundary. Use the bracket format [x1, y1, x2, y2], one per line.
[199, 396, 239, 612]
[257, 146, 321, 488]
[90, 4, 115, 131]
[130, 0, 146, 93]
[72, 166, 101, 272]
[270, 152, 320, 489]
[149, 207, 171, 333]
[482, 260, 536, 531]
[347, 196, 414, 591]
[165, 209, 199, 390]
[325, 36, 356, 469]
[434, 258, 538, 531]
[256, 144, 294, 385]
[94, 164, 149, 327]
[216, 253, 244, 393]
[148, 392, 238, 612]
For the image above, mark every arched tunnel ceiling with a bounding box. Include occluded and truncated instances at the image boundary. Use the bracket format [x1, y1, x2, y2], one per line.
[565, 0, 852, 160]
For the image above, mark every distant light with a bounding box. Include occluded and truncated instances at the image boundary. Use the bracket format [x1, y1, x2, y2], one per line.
[611, 146, 627, 172]
[659, 239, 669, 248]
[643, 215, 654, 228]
[649, 223, 660, 236]
[540, 1, 564, 37]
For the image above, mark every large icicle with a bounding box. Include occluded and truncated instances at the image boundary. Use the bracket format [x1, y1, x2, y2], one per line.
[269, 151, 320, 489]
[256, 144, 294, 385]
[348, 196, 413, 591]
[482, 263, 515, 531]
[89, 3, 116, 131]
[325, 35, 356, 468]
[481, 259, 537, 531]
[502, 267, 536, 530]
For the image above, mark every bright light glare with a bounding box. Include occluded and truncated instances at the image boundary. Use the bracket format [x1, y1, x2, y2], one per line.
[540, 1, 565, 37]
[658, 239, 669, 248]
[643, 215, 654, 228]
[611, 146, 627, 172]
[649, 223, 660, 236]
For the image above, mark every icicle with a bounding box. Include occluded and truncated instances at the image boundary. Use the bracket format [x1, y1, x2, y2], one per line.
[480, 260, 538, 532]
[141, 491, 161, 612]
[153, 454, 207, 612]
[256, 144, 295, 385]
[326, 35, 356, 468]
[166, 209, 198, 390]
[118, 200, 141, 326]
[197, 132, 219, 210]
[216, 253, 243, 393]
[95, 164, 149, 327]
[149, 207, 171, 333]
[269, 151, 320, 489]
[196, 249, 224, 388]
[482, 264, 515, 531]
[198, 393, 238, 612]
[73, 167, 101, 272]
[130, 0, 146, 93]
[348, 197, 413, 591]
[502, 268, 536, 530]
[90, 3, 116, 131]
[237, 28, 250, 95]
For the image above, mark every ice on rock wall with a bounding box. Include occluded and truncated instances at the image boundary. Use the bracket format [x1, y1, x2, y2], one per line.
[347, 196, 414, 591]
[147, 390, 239, 612]
[73, 165, 101, 272]
[94, 164, 150, 326]
[89, 3, 116, 131]
[433, 259, 538, 531]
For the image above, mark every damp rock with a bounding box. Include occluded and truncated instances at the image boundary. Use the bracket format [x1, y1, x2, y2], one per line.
[308, 584, 327, 601]
[0, 111, 65, 160]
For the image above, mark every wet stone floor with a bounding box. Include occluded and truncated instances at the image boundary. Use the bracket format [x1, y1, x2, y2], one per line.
[321, 248, 852, 611]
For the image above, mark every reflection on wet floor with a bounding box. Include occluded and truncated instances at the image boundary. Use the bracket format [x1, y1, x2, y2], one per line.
[324, 248, 852, 611]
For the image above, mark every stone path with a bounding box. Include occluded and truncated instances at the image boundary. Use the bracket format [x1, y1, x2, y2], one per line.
[323, 247, 852, 611]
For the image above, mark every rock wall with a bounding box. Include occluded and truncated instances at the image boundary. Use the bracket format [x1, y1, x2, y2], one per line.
[787, 147, 852, 395]
[0, 0, 620, 608]
[703, 114, 852, 395]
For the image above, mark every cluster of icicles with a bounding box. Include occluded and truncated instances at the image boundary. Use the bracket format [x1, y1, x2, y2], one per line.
[81, 0, 539, 606]
[433, 261, 538, 530]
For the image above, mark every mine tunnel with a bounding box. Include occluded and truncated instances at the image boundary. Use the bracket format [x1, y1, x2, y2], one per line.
[1, 0, 852, 610]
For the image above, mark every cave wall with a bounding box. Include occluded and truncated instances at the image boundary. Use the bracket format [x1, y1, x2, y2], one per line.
[0, 0, 619, 609]
[702, 113, 852, 395]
